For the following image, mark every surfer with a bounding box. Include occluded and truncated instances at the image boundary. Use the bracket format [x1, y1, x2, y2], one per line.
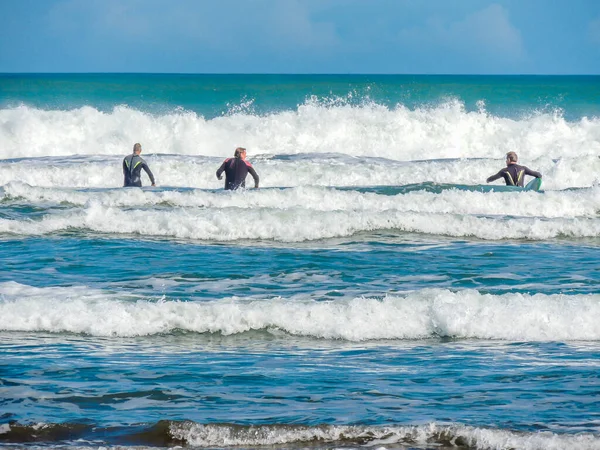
[486, 152, 541, 187]
[123, 143, 156, 187]
[216, 147, 260, 190]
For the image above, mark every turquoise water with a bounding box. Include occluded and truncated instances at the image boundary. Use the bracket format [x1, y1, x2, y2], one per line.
[1, 74, 600, 449]
[2, 74, 600, 119]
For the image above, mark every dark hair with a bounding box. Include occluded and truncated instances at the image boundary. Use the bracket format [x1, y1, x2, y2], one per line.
[506, 151, 518, 163]
[133, 143, 142, 152]
[234, 147, 246, 158]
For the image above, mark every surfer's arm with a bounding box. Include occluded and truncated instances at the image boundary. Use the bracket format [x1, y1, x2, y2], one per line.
[524, 167, 542, 178]
[122, 159, 129, 186]
[248, 166, 259, 188]
[486, 170, 505, 183]
[142, 163, 156, 186]
[216, 160, 228, 180]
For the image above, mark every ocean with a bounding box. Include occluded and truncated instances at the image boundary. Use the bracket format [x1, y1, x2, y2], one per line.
[0, 74, 599, 450]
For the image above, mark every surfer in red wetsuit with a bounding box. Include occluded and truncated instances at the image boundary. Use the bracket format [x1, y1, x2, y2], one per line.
[216, 147, 260, 190]
[486, 152, 542, 187]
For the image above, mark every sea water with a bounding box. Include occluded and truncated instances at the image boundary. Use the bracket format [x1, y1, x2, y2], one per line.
[0, 74, 599, 449]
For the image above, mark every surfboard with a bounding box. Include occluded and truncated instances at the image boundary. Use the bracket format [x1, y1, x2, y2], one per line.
[523, 177, 542, 192]
[454, 179, 544, 193]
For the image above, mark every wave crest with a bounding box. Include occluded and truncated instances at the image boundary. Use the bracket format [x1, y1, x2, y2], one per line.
[2, 420, 598, 449]
[2, 102, 599, 160]
[1, 282, 599, 341]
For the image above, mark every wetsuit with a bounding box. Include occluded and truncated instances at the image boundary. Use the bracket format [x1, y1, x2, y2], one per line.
[123, 154, 155, 187]
[486, 164, 541, 187]
[216, 157, 259, 190]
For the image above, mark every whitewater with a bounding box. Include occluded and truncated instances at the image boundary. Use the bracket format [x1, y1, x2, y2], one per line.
[1, 100, 600, 160]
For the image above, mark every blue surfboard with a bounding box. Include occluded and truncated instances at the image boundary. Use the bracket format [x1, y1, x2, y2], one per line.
[523, 177, 542, 192]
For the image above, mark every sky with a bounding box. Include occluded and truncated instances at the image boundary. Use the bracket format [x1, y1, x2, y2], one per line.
[0, 0, 599, 74]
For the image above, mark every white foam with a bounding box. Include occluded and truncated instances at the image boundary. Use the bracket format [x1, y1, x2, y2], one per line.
[1, 152, 598, 190]
[170, 422, 600, 449]
[1, 282, 599, 341]
[2, 182, 599, 219]
[1, 198, 599, 241]
[1, 102, 600, 162]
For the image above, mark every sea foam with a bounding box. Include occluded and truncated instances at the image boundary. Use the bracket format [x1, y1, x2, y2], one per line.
[1, 194, 599, 241]
[1, 153, 598, 191]
[1, 102, 599, 162]
[1, 282, 599, 341]
[171, 421, 600, 449]
[2, 182, 599, 218]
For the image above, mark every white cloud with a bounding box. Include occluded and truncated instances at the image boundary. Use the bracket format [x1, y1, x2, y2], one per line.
[46, 0, 339, 54]
[589, 17, 600, 46]
[38, 0, 537, 73]
[397, 4, 527, 71]
[260, 0, 339, 51]
[46, 0, 157, 43]
[449, 4, 525, 59]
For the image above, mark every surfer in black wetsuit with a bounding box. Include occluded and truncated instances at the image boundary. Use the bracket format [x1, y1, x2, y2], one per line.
[123, 143, 156, 187]
[216, 147, 260, 190]
[486, 152, 542, 187]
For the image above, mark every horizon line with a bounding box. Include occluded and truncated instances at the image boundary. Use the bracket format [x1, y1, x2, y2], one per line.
[1, 72, 599, 77]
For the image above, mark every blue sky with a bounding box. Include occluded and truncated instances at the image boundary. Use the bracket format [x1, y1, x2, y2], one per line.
[1, 0, 599, 74]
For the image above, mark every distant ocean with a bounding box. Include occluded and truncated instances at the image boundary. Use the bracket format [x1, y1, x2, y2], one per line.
[1, 74, 599, 450]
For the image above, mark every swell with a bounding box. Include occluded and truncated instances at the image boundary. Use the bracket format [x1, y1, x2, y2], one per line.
[1, 420, 598, 449]
[1, 200, 599, 241]
[2, 182, 599, 217]
[1, 283, 599, 341]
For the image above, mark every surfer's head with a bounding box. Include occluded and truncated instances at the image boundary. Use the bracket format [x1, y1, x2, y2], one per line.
[506, 152, 518, 164]
[234, 147, 247, 159]
[133, 143, 142, 154]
